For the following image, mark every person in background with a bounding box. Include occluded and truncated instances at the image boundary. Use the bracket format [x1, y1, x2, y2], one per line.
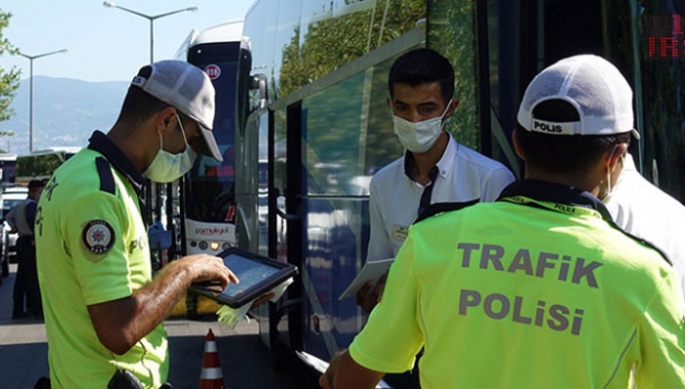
[602, 150, 685, 296]
[10, 179, 44, 320]
[354, 48, 515, 388]
[323, 54, 685, 388]
[357, 48, 515, 313]
[35, 60, 237, 388]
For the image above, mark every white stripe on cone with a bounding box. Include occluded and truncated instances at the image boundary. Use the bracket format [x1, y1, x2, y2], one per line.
[204, 341, 218, 353]
[201, 367, 223, 380]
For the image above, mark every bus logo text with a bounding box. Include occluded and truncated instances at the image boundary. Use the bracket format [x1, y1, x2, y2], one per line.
[194, 226, 231, 236]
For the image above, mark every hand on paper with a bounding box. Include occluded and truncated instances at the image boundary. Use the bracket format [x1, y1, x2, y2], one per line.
[355, 273, 387, 313]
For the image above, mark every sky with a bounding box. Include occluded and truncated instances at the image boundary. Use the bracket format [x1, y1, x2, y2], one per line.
[2, 0, 255, 83]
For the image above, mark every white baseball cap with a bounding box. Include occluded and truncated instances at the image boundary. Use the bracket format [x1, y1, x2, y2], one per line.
[131, 60, 223, 162]
[517, 54, 639, 139]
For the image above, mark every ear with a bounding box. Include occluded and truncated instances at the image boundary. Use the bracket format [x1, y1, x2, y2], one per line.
[156, 107, 178, 135]
[452, 98, 460, 109]
[512, 128, 526, 160]
[444, 98, 459, 119]
[386, 97, 392, 110]
[605, 142, 628, 172]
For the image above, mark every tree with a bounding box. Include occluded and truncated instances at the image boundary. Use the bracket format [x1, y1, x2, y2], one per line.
[0, 9, 21, 124]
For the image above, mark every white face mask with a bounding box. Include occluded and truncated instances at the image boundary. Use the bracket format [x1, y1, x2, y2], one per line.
[392, 99, 452, 153]
[143, 115, 197, 183]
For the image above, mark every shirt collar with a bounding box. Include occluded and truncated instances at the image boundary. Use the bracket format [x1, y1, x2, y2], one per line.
[497, 179, 613, 222]
[87, 130, 145, 192]
[403, 132, 457, 180]
[497, 178, 672, 265]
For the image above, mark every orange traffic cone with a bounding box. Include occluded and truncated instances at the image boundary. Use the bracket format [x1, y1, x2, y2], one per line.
[199, 329, 225, 389]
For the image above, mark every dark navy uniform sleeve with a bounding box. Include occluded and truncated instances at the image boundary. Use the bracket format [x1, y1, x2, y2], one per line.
[26, 201, 37, 229]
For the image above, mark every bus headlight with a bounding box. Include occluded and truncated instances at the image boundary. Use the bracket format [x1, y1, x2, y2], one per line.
[210, 241, 220, 251]
[199, 241, 208, 250]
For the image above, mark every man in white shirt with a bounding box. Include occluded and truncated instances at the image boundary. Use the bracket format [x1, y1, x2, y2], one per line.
[357, 48, 516, 313]
[603, 153, 685, 294]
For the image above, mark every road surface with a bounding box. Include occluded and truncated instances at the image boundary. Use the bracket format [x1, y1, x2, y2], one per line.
[0, 263, 320, 388]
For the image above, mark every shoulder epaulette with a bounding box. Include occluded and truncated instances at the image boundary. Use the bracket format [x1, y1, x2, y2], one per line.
[413, 199, 479, 224]
[95, 157, 115, 195]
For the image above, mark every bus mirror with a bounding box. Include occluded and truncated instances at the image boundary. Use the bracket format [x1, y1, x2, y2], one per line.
[250, 74, 268, 107]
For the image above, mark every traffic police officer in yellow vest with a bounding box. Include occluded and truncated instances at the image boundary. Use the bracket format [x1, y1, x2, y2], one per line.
[35, 61, 239, 388]
[321, 55, 685, 388]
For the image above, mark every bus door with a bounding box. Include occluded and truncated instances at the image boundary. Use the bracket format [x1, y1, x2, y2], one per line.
[235, 106, 280, 349]
[237, 101, 306, 362]
[484, 0, 605, 162]
[266, 102, 305, 360]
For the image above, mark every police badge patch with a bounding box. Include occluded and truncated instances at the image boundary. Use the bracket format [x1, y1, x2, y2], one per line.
[82, 220, 115, 254]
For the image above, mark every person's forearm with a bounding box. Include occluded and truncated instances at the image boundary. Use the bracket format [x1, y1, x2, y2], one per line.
[321, 349, 384, 389]
[131, 261, 194, 335]
[88, 260, 193, 354]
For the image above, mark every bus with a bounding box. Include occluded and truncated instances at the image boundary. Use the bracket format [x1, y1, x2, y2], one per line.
[160, 21, 250, 318]
[231, 0, 685, 365]
[174, 20, 246, 258]
[15, 147, 81, 183]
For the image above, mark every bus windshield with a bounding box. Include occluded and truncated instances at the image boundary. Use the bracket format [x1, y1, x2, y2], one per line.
[185, 41, 240, 222]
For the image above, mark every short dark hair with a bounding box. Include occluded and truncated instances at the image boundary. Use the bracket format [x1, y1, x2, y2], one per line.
[517, 100, 632, 173]
[116, 66, 170, 127]
[388, 48, 454, 104]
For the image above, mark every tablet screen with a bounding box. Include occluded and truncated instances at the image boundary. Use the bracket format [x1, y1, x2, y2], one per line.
[223, 253, 281, 298]
[190, 247, 298, 308]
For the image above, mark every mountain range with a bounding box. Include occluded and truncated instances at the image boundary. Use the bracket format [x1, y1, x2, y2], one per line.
[2, 76, 129, 155]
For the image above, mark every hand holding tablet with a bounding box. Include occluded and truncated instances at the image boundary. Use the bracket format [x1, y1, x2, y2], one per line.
[190, 247, 298, 308]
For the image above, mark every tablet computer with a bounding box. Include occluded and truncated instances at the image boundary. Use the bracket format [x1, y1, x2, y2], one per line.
[189, 247, 298, 308]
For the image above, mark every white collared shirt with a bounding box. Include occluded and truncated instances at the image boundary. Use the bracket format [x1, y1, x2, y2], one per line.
[366, 133, 516, 260]
[604, 153, 685, 295]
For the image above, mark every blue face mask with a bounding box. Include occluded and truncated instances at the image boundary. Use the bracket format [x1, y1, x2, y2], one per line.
[143, 114, 197, 183]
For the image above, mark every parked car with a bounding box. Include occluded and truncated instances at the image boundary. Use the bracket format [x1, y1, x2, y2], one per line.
[1, 186, 28, 266]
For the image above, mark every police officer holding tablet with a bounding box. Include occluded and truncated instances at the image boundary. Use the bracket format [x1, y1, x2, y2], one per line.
[35, 60, 239, 388]
[321, 55, 685, 388]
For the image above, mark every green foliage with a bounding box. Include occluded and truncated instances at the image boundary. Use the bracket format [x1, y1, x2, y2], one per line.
[0, 9, 20, 124]
[279, 0, 425, 97]
[428, 0, 478, 149]
[277, 0, 427, 191]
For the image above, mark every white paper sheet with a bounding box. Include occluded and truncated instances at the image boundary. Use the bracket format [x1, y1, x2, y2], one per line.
[338, 257, 393, 301]
[295, 351, 391, 388]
